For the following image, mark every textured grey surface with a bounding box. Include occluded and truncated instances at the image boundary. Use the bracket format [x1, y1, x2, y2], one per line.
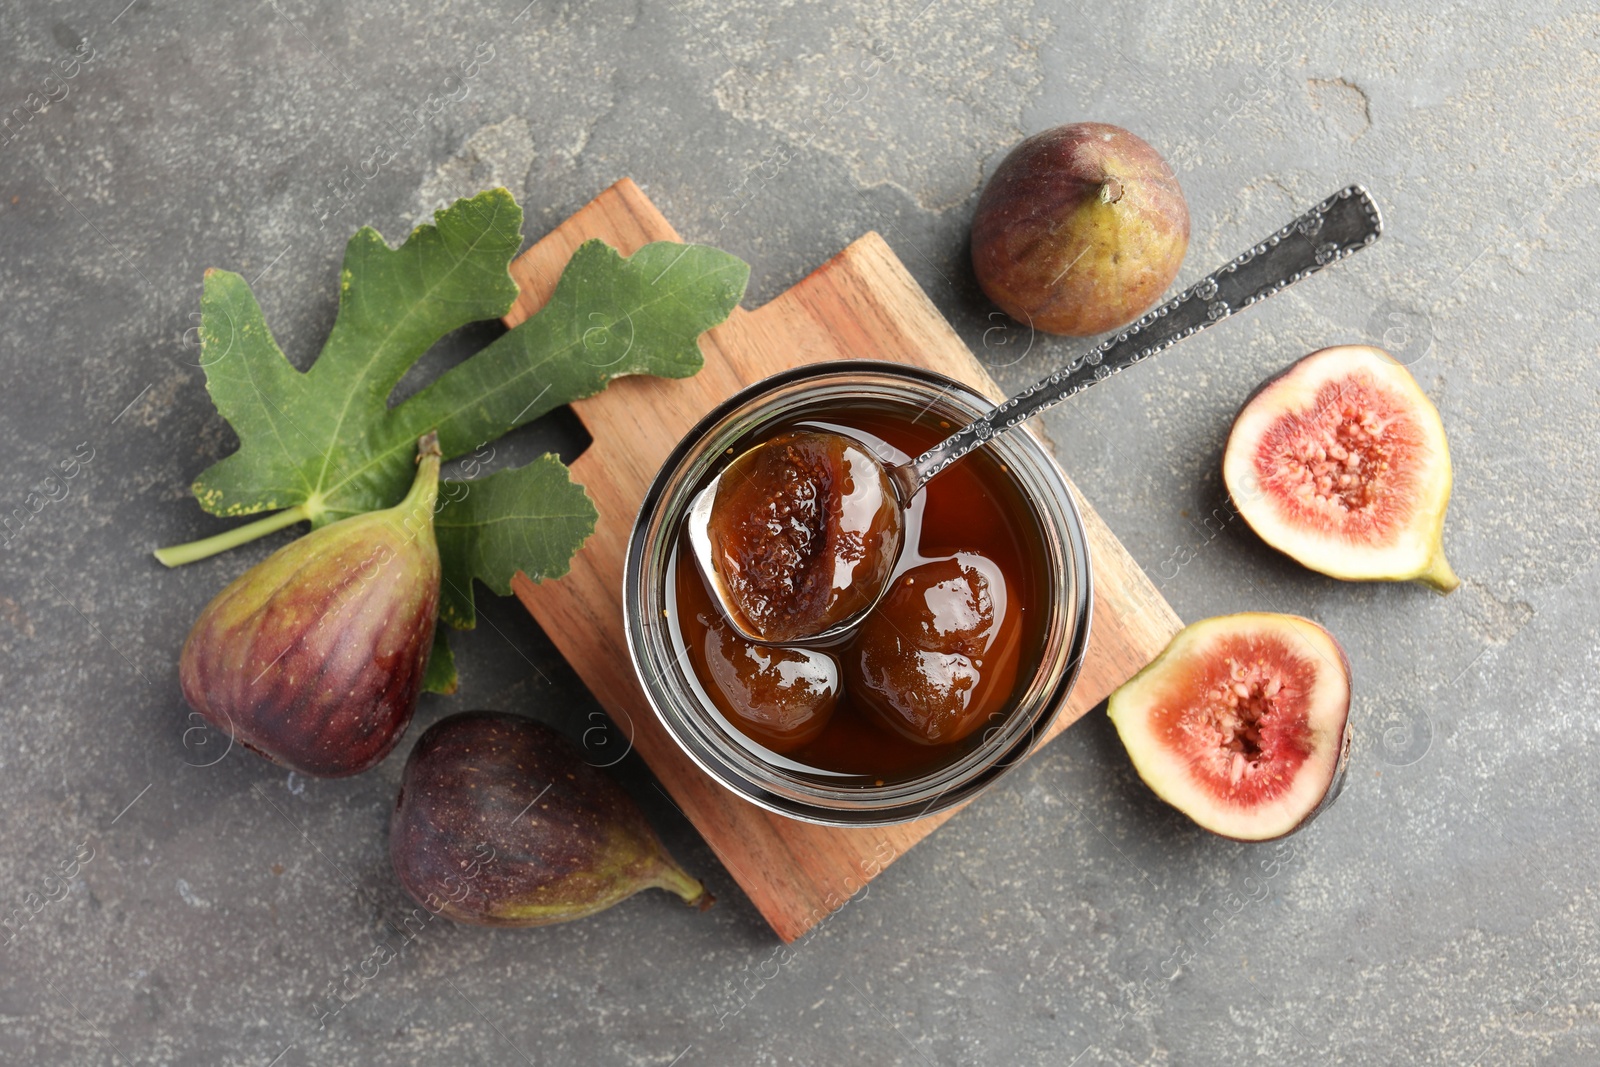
[1, 0, 1597, 1063]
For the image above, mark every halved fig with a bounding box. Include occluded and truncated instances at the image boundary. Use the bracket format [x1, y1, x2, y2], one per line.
[1108, 613, 1352, 841]
[1223, 345, 1458, 593]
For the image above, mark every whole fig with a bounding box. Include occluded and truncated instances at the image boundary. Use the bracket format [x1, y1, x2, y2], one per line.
[178, 434, 442, 777]
[971, 121, 1189, 336]
[389, 712, 711, 926]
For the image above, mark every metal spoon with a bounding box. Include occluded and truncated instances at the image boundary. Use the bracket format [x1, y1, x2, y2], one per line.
[689, 184, 1384, 645]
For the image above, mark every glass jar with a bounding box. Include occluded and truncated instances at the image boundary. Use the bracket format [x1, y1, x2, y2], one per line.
[624, 362, 1093, 826]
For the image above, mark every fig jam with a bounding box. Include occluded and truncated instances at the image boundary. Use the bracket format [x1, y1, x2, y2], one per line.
[704, 431, 902, 643]
[670, 398, 1052, 784]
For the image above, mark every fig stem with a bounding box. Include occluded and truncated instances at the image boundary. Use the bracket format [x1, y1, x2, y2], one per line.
[396, 432, 443, 541]
[153, 503, 312, 568]
[1416, 551, 1460, 594]
[1099, 176, 1124, 205]
[655, 859, 713, 910]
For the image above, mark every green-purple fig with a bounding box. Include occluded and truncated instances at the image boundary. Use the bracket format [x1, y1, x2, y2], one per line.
[971, 121, 1189, 336]
[178, 434, 443, 777]
[389, 712, 711, 926]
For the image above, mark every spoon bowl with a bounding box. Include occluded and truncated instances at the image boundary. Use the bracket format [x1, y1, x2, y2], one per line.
[686, 430, 906, 645]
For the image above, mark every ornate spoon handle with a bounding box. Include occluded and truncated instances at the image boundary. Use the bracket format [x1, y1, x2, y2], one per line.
[905, 184, 1383, 493]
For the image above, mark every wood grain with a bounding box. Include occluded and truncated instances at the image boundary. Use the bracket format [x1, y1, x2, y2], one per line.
[506, 179, 1182, 942]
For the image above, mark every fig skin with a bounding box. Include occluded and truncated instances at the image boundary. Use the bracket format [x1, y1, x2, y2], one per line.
[971, 122, 1189, 337]
[1108, 613, 1352, 842]
[178, 434, 443, 777]
[389, 712, 711, 926]
[1223, 345, 1458, 593]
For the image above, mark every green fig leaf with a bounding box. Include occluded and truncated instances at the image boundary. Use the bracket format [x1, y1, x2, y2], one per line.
[434, 456, 598, 630]
[191, 193, 747, 526]
[175, 187, 749, 687]
[422, 628, 458, 696]
[192, 189, 526, 519]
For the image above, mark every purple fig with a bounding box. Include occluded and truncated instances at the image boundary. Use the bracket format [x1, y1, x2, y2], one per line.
[971, 121, 1189, 337]
[178, 434, 443, 777]
[390, 712, 711, 926]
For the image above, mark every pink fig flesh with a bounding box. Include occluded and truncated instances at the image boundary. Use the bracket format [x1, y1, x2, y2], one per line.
[1108, 613, 1352, 841]
[1223, 345, 1457, 592]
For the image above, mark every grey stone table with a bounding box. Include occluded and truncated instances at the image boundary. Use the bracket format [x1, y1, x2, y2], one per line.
[2, 0, 1596, 1063]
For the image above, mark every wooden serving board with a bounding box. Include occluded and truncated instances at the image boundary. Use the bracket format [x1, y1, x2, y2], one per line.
[507, 179, 1182, 942]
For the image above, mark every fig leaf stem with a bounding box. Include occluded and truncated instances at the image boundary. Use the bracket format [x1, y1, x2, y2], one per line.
[154, 436, 441, 568]
[153, 503, 314, 568]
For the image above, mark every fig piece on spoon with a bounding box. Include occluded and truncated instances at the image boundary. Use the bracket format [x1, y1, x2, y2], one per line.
[689, 186, 1384, 645]
[686, 431, 903, 644]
